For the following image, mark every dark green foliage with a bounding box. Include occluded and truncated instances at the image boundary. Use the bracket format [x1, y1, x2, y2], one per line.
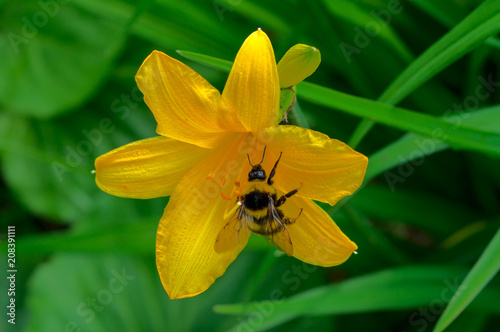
[1, 0, 499, 331]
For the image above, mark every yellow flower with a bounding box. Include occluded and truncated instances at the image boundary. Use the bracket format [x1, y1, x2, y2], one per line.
[94, 29, 368, 299]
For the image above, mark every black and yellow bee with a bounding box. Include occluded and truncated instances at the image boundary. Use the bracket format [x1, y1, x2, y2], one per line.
[215, 148, 302, 256]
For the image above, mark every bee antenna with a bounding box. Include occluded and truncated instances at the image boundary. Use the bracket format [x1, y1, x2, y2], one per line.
[259, 146, 267, 165]
[247, 146, 267, 167]
[246, 153, 254, 167]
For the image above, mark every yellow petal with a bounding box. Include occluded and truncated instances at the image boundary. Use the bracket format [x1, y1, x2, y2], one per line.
[280, 195, 357, 266]
[156, 133, 251, 299]
[135, 51, 237, 148]
[277, 44, 321, 88]
[95, 136, 208, 199]
[260, 125, 368, 205]
[222, 29, 280, 132]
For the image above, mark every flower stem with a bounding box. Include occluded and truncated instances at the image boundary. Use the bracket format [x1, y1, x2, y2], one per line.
[289, 100, 310, 129]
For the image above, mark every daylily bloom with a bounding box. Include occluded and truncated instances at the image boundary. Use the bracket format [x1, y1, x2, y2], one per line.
[94, 29, 368, 299]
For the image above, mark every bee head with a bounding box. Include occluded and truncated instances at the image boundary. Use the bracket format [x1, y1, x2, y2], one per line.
[248, 164, 266, 181]
[247, 147, 267, 182]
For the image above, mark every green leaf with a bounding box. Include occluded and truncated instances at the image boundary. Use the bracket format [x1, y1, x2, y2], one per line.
[20, 254, 237, 332]
[349, 0, 500, 147]
[411, 0, 500, 50]
[17, 252, 326, 332]
[215, 266, 500, 332]
[365, 104, 500, 183]
[9, 220, 157, 256]
[0, 0, 130, 117]
[379, 0, 500, 105]
[298, 82, 500, 156]
[433, 227, 500, 332]
[176, 50, 232, 72]
[330, 105, 500, 214]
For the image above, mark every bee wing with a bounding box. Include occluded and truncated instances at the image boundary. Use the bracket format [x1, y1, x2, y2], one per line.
[266, 199, 293, 256]
[214, 203, 251, 254]
[267, 225, 293, 256]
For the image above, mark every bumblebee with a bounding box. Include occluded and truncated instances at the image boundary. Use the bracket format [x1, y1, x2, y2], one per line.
[215, 147, 302, 256]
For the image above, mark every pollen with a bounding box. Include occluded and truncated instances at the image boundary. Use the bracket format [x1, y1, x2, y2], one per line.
[220, 178, 226, 186]
[206, 172, 214, 180]
[233, 184, 245, 197]
[220, 192, 232, 201]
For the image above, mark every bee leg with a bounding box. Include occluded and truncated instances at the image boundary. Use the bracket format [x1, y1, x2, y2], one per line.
[284, 208, 303, 225]
[267, 152, 283, 185]
[275, 189, 298, 207]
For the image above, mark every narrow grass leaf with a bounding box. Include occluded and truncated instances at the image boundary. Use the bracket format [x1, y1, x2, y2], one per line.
[215, 266, 500, 332]
[366, 105, 500, 182]
[4, 220, 158, 256]
[433, 227, 500, 332]
[298, 82, 500, 156]
[379, 0, 500, 105]
[176, 50, 232, 72]
[349, 1, 500, 147]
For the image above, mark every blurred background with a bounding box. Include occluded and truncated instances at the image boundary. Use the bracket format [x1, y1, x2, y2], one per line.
[1, 0, 500, 331]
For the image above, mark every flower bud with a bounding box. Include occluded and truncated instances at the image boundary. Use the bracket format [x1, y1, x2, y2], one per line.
[277, 44, 321, 88]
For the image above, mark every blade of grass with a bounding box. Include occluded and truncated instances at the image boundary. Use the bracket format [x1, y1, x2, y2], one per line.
[380, 0, 500, 105]
[330, 105, 500, 214]
[214, 266, 500, 332]
[349, 0, 500, 147]
[433, 227, 500, 332]
[176, 50, 232, 72]
[298, 82, 500, 156]
[3, 220, 157, 256]
[365, 104, 500, 183]
[411, 0, 500, 50]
